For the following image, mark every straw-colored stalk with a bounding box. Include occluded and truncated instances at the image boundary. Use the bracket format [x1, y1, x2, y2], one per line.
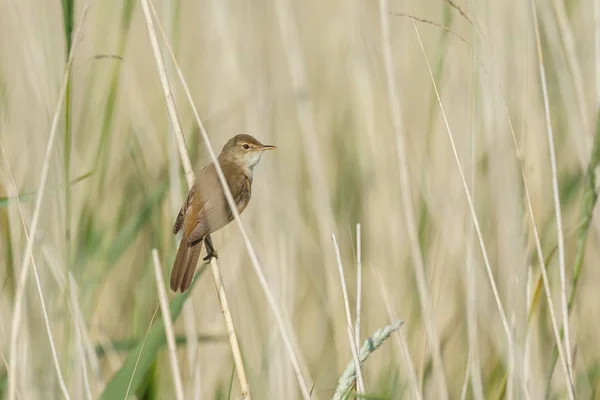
[529, 1, 576, 397]
[6, 4, 90, 400]
[354, 224, 362, 354]
[410, 11, 515, 369]
[379, 1, 449, 397]
[139, 1, 251, 398]
[151, 250, 185, 400]
[331, 233, 365, 394]
[141, 1, 312, 398]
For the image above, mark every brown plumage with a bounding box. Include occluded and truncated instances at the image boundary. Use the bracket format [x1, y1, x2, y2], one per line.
[170, 134, 276, 292]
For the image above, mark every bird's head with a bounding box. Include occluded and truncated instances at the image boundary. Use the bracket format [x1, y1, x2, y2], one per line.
[219, 134, 276, 170]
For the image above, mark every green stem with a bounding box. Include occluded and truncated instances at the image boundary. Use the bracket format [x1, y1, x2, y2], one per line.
[61, 0, 74, 55]
[93, 0, 135, 190]
[61, 0, 74, 261]
[64, 76, 72, 257]
[544, 109, 600, 398]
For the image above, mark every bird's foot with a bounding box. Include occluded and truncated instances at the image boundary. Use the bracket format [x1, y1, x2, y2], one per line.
[203, 249, 219, 263]
[203, 234, 219, 263]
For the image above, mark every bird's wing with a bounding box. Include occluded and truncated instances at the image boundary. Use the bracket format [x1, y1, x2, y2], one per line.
[186, 200, 215, 243]
[173, 182, 196, 235]
[186, 163, 252, 244]
[174, 162, 214, 238]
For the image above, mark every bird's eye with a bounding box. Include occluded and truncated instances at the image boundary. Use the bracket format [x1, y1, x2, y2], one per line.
[242, 144, 250, 150]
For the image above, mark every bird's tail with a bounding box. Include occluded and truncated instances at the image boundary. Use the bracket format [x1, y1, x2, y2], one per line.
[170, 237, 203, 293]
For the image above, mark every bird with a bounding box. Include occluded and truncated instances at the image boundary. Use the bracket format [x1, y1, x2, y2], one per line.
[170, 134, 276, 293]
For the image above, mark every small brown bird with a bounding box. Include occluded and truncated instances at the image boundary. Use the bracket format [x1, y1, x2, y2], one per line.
[170, 134, 276, 292]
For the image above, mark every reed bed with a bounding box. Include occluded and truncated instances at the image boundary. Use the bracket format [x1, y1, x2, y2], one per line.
[1, 0, 599, 398]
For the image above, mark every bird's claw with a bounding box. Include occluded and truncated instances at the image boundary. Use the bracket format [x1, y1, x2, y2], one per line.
[203, 235, 218, 263]
[203, 250, 219, 263]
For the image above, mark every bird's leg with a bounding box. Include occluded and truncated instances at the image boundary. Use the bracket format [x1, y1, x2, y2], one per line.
[203, 234, 219, 262]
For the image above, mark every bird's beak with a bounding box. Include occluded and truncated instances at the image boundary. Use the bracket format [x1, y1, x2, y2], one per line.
[261, 145, 277, 151]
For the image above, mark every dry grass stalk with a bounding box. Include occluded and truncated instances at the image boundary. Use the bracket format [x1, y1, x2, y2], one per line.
[462, 3, 574, 392]
[124, 305, 160, 399]
[67, 274, 94, 399]
[354, 224, 362, 352]
[379, 1, 449, 398]
[151, 249, 185, 400]
[142, 1, 313, 398]
[2, 142, 72, 400]
[2, 1, 596, 398]
[529, 1, 576, 396]
[139, 1, 251, 397]
[371, 267, 423, 400]
[466, 31, 485, 400]
[208, 258, 251, 399]
[332, 233, 365, 394]
[410, 12, 514, 363]
[498, 36, 574, 400]
[443, 0, 473, 25]
[147, 2, 312, 398]
[391, 12, 470, 45]
[6, 4, 90, 399]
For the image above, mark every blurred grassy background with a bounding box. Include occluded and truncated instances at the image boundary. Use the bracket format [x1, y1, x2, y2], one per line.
[1, 0, 599, 398]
